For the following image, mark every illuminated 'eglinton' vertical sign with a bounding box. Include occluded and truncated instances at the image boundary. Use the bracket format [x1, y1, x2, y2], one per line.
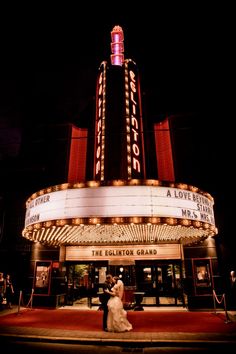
[125, 59, 146, 179]
[94, 62, 107, 180]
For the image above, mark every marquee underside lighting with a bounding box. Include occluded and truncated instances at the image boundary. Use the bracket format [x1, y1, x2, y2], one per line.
[22, 221, 214, 247]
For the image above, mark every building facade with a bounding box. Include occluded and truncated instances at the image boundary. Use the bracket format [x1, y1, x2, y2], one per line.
[21, 26, 219, 309]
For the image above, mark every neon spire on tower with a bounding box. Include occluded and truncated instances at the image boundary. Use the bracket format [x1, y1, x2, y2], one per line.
[110, 25, 124, 66]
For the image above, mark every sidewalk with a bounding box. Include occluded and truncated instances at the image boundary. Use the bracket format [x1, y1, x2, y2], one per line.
[0, 305, 236, 347]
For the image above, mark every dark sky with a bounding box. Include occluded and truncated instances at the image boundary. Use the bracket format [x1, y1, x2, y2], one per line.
[0, 5, 232, 125]
[0, 6, 233, 173]
[0, 5, 234, 254]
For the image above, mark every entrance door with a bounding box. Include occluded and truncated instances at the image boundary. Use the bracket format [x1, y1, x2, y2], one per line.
[66, 262, 109, 306]
[67, 264, 91, 304]
[136, 262, 184, 306]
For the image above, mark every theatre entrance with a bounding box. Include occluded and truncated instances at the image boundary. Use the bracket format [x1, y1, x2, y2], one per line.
[65, 260, 185, 307]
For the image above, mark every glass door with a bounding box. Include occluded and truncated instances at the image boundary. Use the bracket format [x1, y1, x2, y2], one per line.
[67, 264, 90, 304]
[136, 261, 184, 306]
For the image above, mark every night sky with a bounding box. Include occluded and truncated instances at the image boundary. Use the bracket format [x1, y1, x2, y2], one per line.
[0, 6, 234, 263]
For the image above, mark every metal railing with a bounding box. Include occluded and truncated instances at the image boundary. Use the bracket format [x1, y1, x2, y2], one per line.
[212, 289, 231, 323]
[17, 289, 34, 314]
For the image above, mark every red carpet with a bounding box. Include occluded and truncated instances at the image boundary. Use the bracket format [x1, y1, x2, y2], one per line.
[0, 309, 236, 333]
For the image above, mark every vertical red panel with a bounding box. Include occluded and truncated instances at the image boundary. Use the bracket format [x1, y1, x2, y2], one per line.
[68, 126, 88, 183]
[154, 118, 175, 182]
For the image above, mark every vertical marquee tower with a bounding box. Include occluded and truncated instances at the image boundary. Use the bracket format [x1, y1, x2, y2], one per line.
[94, 26, 146, 181]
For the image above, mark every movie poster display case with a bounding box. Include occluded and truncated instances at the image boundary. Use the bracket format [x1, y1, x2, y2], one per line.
[33, 261, 52, 295]
[192, 258, 213, 296]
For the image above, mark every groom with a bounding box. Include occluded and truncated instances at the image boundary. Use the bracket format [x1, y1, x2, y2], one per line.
[102, 274, 114, 331]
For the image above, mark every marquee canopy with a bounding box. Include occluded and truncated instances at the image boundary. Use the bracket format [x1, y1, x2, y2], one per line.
[22, 179, 217, 247]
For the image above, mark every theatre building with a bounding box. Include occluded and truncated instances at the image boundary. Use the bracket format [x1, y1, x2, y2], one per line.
[21, 26, 219, 309]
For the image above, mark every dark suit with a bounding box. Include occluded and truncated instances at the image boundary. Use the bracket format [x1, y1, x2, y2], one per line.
[102, 281, 113, 330]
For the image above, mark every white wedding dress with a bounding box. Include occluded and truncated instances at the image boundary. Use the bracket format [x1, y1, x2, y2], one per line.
[107, 280, 132, 333]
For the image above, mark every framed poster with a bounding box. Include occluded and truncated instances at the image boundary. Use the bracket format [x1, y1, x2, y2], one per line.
[193, 259, 212, 295]
[34, 261, 52, 295]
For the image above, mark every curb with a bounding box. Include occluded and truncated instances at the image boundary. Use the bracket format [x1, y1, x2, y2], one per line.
[1, 332, 236, 347]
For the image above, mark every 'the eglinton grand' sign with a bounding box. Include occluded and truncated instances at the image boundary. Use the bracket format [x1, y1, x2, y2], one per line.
[24, 185, 215, 228]
[65, 244, 182, 261]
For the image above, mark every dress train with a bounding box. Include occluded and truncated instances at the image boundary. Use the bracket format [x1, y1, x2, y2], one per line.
[107, 295, 132, 332]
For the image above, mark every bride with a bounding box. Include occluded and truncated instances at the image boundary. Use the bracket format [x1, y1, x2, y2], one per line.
[105, 276, 133, 333]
